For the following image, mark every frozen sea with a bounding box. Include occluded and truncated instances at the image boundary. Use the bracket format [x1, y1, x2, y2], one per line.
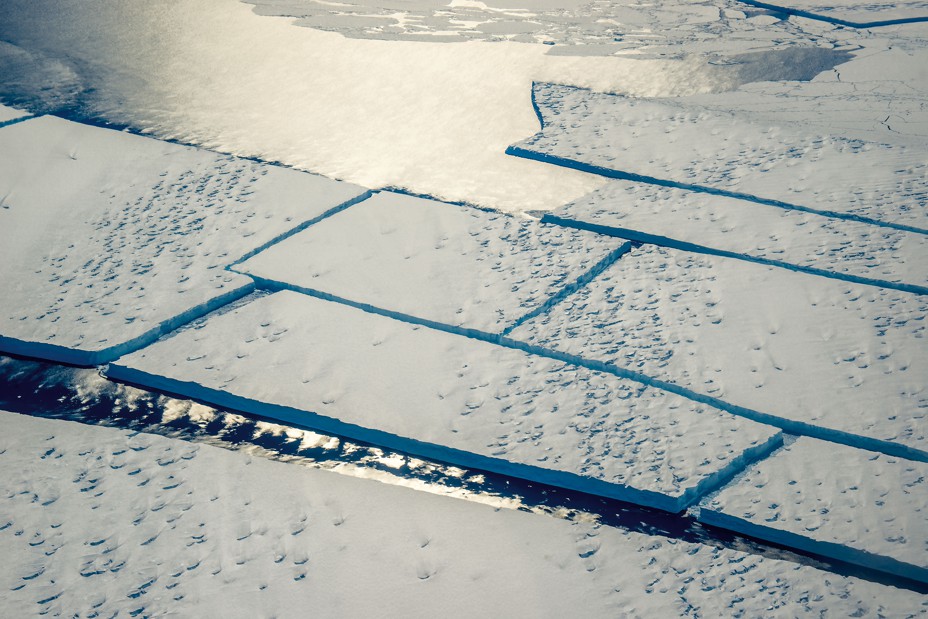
[1, 0, 927, 615]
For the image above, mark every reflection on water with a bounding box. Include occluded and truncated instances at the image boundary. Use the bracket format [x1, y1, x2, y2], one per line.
[0, 0, 816, 212]
[1, 354, 924, 593]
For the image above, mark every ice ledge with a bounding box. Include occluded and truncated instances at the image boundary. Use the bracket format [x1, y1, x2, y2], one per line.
[105, 362, 783, 513]
[697, 509, 928, 585]
[0, 283, 255, 366]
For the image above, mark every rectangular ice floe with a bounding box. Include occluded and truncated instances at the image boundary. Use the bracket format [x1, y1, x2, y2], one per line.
[0, 116, 368, 365]
[698, 437, 928, 583]
[508, 243, 928, 460]
[0, 103, 30, 126]
[510, 83, 928, 232]
[107, 291, 781, 512]
[236, 191, 628, 334]
[547, 180, 928, 294]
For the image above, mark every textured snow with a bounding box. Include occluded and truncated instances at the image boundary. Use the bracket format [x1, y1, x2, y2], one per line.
[510, 83, 928, 230]
[509, 243, 928, 458]
[0, 102, 29, 125]
[238, 191, 627, 333]
[699, 437, 928, 583]
[548, 179, 928, 292]
[3, 412, 923, 618]
[108, 291, 781, 512]
[0, 115, 367, 364]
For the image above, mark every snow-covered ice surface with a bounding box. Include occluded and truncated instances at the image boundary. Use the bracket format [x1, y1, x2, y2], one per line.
[0, 115, 367, 365]
[3, 412, 925, 618]
[108, 291, 781, 512]
[699, 437, 928, 584]
[508, 243, 928, 461]
[738, 0, 928, 26]
[238, 191, 628, 333]
[547, 180, 928, 294]
[0, 102, 29, 125]
[510, 83, 928, 231]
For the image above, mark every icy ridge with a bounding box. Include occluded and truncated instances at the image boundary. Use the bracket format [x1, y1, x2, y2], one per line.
[227, 272, 926, 463]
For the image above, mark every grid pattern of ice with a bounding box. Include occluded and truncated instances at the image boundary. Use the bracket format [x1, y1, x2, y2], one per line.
[109, 291, 780, 511]
[509, 243, 928, 457]
[0, 116, 367, 362]
[512, 83, 928, 230]
[238, 191, 626, 333]
[699, 437, 928, 581]
[550, 179, 928, 291]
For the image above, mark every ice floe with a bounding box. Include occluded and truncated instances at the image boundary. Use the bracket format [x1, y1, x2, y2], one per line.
[509, 83, 928, 231]
[699, 436, 928, 584]
[0, 102, 30, 126]
[3, 411, 924, 617]
[237, 191, 628, 333]
[107, 291, 781, 512]
[0, 116, 368, 365]
[545, 179, 928, 294]
[508, 243, 928, 460]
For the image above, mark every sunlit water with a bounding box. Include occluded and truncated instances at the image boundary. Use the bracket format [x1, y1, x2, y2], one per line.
[0, 0, 846, 212]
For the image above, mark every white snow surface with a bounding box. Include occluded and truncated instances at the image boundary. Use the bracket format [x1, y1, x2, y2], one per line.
[700, 437, 928, 580]
[0, 102, 29, 124]
[108, 291, 780, 510]
[512, 83, 928, 230]
[509, 243, 928, 458]
[3, 412, 924, 618]
[0, 115, 367, 363]
[550, 179, 928, 291]
[238, 191, 627, 333]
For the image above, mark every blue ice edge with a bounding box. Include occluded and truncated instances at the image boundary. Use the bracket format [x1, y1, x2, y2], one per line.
[0, 283, 255, 367]
[0, 190, 374, 367]
[104, 360, 783, 514]
[542, 214, 928, 296]
[0, 114, 36, 130]
[505, 145, 928, 237]
[697, 508, 928, 585]
[737, 0, 928, 28]
[227, 273, 928, 464]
